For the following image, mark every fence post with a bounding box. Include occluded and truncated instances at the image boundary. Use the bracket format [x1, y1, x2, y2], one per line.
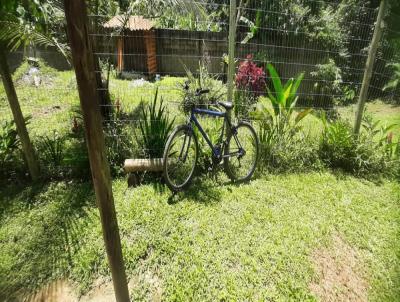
[0, 48, 40, 181]
[227, 0, 237, 103]
[63, 1, 130, 301]
[354, 0, 387, 135]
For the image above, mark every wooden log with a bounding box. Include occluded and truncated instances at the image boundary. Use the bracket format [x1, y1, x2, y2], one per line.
[124, 158, 163, 173]
[63, 1, 130, 301]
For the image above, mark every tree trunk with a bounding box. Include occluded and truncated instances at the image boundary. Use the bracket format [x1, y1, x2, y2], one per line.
[63, 0, 130, 301]
[0, 48, 40, 181]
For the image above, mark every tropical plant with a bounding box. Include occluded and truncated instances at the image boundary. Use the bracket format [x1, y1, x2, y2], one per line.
[137, 89, 175, 158]
[234, 54, 266, 117]
[252, 97, 317, 172]
[265, 63, 310, 117]
[251, 64, 317, 171]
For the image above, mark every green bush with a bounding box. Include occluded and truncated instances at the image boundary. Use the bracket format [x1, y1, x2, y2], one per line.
[319, 114, 399, 177]
[0, 120, 19, 166]
[37, 130, 65, 168]
[0, 119, 24, 180]
[311, 58, 356, 106]
[252, 64, 318, 172]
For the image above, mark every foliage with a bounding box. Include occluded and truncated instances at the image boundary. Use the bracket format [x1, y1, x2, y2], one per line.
[265, 63, 308, 116]
[104, 115, 135, 176]
[0, 117, 33, 182]
[0, 0, 69, 60]
[252, 98, 318, 172]
[252, 65, 316, 171]
[180, 60, 226, 113]
[310, 58, 356, 106]
[234, 54, 266, 117]
[37, 130, 65, 169]
[0, 119, 20, 168]
[383, 62, 400, 92]
[137, 88, 175, 158]
[319, 114, 399, 177]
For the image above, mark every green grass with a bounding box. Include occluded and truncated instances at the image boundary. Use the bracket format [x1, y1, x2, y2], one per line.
[0, 173, 399, 300]
[1, 69, 400, 300]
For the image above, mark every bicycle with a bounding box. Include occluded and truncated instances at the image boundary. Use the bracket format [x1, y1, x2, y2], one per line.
[163, 84, 259, 192]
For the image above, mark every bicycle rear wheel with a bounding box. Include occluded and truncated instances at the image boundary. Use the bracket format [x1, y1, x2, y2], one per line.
[224, 121, 259, 183]
[163, 125, 198, 191]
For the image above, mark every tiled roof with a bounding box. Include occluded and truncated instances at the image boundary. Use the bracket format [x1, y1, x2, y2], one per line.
[103, 15, 154, 31]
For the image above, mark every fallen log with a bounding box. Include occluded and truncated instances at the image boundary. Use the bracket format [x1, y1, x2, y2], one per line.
[123, 158, 163, 173]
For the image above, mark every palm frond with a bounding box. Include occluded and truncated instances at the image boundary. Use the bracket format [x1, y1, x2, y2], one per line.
[0, 21, 70, 62]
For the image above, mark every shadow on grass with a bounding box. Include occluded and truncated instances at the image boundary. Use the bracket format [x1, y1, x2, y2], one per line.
[167, 176, 224, 205]
[0, 181, 96, 301]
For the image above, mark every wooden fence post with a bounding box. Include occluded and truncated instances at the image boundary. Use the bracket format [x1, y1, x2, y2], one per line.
[227, 0, 237, 103]
[354, 0, 387, 135]
[63, 1, 130, 301]
[0, 48, 40, 181]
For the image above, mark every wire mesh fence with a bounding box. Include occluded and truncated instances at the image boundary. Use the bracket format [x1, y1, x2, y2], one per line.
[1, 0, 399, 176]
[84, 0, 399, 161]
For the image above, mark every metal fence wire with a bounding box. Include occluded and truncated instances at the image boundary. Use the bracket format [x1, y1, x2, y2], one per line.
[83, 0, 399, 160]
[1, 0, 399, 168]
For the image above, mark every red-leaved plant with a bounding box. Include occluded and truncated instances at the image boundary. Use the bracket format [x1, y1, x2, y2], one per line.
[234, 54, 266, 117]
[235, 54, 266, 96]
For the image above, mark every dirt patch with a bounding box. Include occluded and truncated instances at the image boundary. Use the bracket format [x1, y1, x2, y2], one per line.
[79, 279, 116, 302]
[309, 234, 368, 302]
[21, 279, 77, 302]
[20, 279, 115, 302]
[19, 275, 161, 302]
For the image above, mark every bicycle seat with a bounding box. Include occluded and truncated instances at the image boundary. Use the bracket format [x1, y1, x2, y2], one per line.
[218, 101, 234, 110]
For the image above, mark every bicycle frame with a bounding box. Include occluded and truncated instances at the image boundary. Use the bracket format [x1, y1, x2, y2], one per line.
[189, 107, 239, 159]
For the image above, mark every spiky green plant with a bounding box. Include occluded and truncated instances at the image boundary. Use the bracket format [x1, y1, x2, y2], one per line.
[138, 88, 175, 158]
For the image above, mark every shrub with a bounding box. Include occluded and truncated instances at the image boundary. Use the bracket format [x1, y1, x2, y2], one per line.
[252, 98, 318, 172]
[0, 119, 24, 180]
[265, 63, 306, 116]
[0, 118, 33, 182]
[37, 131, 65, 168]
[102, 108, 136, 176]
[0, 120, 20, 167]
[311, 58, 356, 107]
[234, 54, 266, 116]
[252, 64, 318, 172]
[319, 114, 399, 177]
[136, 88, 175, 159]
[319, 117, 357, 171]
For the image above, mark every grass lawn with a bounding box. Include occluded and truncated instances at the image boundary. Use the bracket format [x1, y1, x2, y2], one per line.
[1, 69, 400, 300]
[0, 173, 399, 301]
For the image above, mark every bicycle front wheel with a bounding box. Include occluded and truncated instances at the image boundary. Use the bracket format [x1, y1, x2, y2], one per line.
[224, 121, 259, 183]
[163, 125, 198, 191]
